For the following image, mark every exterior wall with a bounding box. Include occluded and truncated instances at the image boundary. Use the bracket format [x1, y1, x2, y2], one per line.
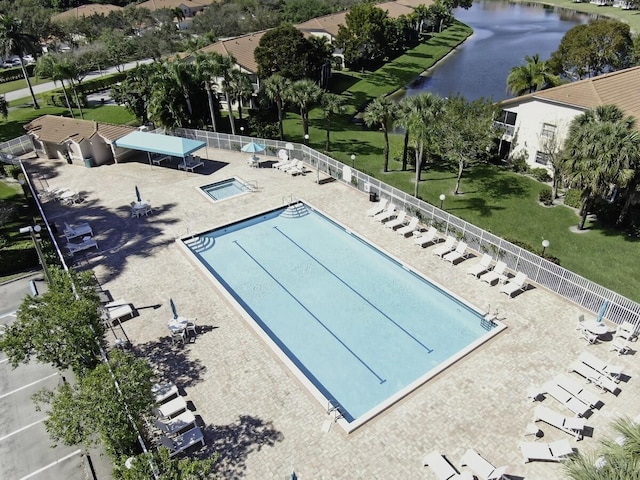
[504, 99, 583, 172]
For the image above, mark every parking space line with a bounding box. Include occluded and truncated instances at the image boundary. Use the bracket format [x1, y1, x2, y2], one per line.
[0, 418, 47, 442]
[19, 449, 82, 480]
[0, 358, 9, 364]
[0, 373, 59, 400]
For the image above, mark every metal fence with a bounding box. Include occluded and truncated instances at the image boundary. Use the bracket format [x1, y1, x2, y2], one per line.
[0, 135, 34, 161]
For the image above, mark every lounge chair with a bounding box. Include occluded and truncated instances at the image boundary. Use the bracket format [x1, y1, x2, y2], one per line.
[423, 451, 470, 480]
[152, 382, 179, 404]
[534, 405, 586, 440]
[151, 154, 171, 165]
[443, 241, 468, 264]
[384, 211, 407, 230]
[285, 160, 309, 176]
[154, 410, 196, 437]
[63, 222, 93, 241]
[414, 226, 439, 248]
[519, 439, 573, 463]
[366, 198, 388, 217]
[460, 448, 508, 480]
[611, 336, 631, 356]
[578, 352, 623, 382]
[467, 254, 493, 278]
[103, 299, 134, 324]
[569, 360, 619, 394]
[499, 272, 528, 297]
[160, 426, 205, 457]
[554, 374, 599, 408]
[178, 156, 203, 172]
[66, 237, 98, 255]
[372, 204, 397, 223]
[542, 381, 590, 417]
[155, 395, 188, 419]
[614, 320, 638, 341]
[480, 261, 508, 285]
[397, 217, 419, 236]
[433, 236, 457, 258]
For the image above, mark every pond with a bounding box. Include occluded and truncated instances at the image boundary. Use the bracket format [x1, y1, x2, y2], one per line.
[402, 1, 593, 101]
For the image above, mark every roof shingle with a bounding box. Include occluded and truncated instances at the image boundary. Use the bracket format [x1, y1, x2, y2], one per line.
[25, 115, 137, 144]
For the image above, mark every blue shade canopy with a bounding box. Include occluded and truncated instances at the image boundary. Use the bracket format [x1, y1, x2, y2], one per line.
[115, 131, 205, 158]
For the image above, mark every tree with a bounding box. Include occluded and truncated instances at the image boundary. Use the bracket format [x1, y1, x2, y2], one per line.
[112, 63, 155, 124]
[194, 53, 221, 132]
[0, 268, 105, 377]
[439, 96, 500, 195]
[217, 54, 239, 135]
[281, 0, 332, 23]
[562, 105, 640, 230]
[0, 15, 40, 109]
[262, 74, 290, 141]
[363, 96, 397, 172]
[395, 96, 415, 171]
[321, 93, 345, 152]
[506, 54, 561, 96]
[425, 0, 454, 33]
[549, 20, 633, 80]
[228, 69, 254, 122]
[115, 448, 218, 479]
[100, 30, 135, 73]
[35, 54, 74, 117]
[169, 59, 194, 116]
[286, 79, 323, 139]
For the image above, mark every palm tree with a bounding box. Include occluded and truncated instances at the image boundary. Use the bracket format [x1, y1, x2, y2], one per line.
[395, 96, 415, 171]
[147, 62, 188, 129]
[217, 55, 238, 135]
[0, 15, 40, 109]
[60, 58, 85, 120]
[169, 60, 193, 116]
[363, 96, 397, 172]
[321, 93, 345, 152]
[286, 79, 323, 139]
[172, 7, 185, 29]
[506, 54, 561, 96]
[563, 105, 639, 230]
[35, 55, 74, 117]
[194, 53, 219, 132]
[228, 69, 253, 122]
[262, 75, 290, 141]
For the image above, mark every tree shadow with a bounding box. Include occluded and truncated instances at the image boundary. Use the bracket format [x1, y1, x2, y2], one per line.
[199, 415, 284, 479]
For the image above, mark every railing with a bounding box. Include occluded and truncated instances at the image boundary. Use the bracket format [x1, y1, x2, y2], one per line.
[139, 128, 640, 326]
[493, 122, 515, 137]
[0, 135, 34, 160]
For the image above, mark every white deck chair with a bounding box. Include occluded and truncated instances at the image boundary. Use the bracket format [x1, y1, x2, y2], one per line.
[500, 272, 528, 297]
[423, 451, 464, 480]
[397, 217, 419, 236]
[384, 211, 407, 230]
[611, 336, 631, 356]
[554, 374, 599, 408]
[103, 299, 133, 324]
[615, 320, 638, 341]
[569, 361, 619, 394]
[152, 382, 179, 404]
[460, 448, 508, 480]
[534, 405, 586, 440]
[66, 237, 98, 255]
[542, 381, 590, 417]
[578, 352, 623, 382]
[160, 426, 205, 457]
[519, 439, 573, 463]
[155, 395, 188, 419]
[414, 226, 438, 247]
[480, 261, 507, 285]
[372, 204, 396, 223]
[154, 410, 196, 437]
[366, 198, 388, 217]
[432, 236, 456, 257]
[443, 241, 468, 264]
[63, 222, 93, 241]
[466, 254, 492, 278]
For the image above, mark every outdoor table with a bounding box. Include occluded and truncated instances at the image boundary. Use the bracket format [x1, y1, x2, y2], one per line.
[583, 320, 609, 337]
[168, 316, 188, 333]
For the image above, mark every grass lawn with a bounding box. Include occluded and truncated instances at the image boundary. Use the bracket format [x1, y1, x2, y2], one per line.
[0, 75, 50, 95]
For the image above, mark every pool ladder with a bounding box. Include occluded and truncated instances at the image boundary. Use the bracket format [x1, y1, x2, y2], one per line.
[244, 180, 259, 192]
[327, 399, 344, 422]
[281, 202, 309, 218]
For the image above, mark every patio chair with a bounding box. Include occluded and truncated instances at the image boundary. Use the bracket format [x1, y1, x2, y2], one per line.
[423, 451, 468, 480]
[480, 261, 507, 285]
[372, 204, 397, 223]
[186, 318, 198, 337]
[103, 299, 133, 325]
[63, 222, 93, 241]
[155, 395, 188, 419]
[611, 336, 631, 356]
[397, 217, 419, 236]
[366, 198, 388, 217]
[460, 448, 508, 480]
[614, 320, 638, 341]
[413, 226, 439, 248]
[534, 405, 586, 440]
[66, 237, 98, 255]
[500, 272, 528, 297]
[443, 241, 468, 264]
[519, 439, 573, 463]
[152, 382, 179, 404]
[285, 160, 309, 176]
[580, 327, 598, 345]
[432, 236, 457, 258]
[466, 254, 492, 278]
[384, 211, 407, 230]
[154, 410, 196, 437]
[178, 156, 203, 172]
[160, 426, 205, 457]
[171, 329, 186, 345]
[554, 374, 599, 409]
[575, 314, 586, 330]
[569, 360, 620, 394]
[542, 381, 590, 417]
[578, 352, 623, 382]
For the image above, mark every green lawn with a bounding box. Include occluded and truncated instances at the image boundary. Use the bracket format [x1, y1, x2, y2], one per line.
[0, 75, 50, 95]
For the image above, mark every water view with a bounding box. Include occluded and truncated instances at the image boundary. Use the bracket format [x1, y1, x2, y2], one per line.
[403, 1, 592, 101]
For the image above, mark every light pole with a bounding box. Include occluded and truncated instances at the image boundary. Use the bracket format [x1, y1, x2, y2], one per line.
[541, 239, 550, 258]
[304, 133, 309, 146]
[351, 154, 356, 168]
[19, 225, 51, 285]
[439, 193, 446, 210]
[240, 126, 244, 136]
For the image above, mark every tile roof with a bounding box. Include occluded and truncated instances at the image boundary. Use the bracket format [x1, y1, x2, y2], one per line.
[136, 0, 215, 12]
[197, 31, 267, 73]
[395, 0, 435, 7]
[52, 4, 123, 21]
[24, 115, 137, 144]
[500, 66, 640, 122]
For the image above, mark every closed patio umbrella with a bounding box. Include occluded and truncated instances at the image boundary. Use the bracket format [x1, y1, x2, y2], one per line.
[597, 300, 609, 322]
[170, 298, 178, 319]
[135, 185, 141, 202]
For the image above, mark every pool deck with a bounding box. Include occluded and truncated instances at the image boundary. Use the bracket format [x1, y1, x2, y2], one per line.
[27, 149, 640, 479]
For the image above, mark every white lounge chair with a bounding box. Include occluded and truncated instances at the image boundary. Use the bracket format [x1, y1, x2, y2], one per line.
[275, 158, 296, 170]
[423, 451, 470, 480]
[160, 426, 205, 457]
[155, 396, 188, 419]
[578, 352, 623, 382]
[614, 320, 638, 341]
[443, 241, 468, 264]
[460, 448, 508, 480]
[433, 236, 457, 257]
[519, 439, 573, 463]
[103, 299, 134, 324]
[500, 272, 528, 297]
[384, 211, 407, 230]
[611, 336, 631, 356]
[534, 405, 586, 440]
[63, 222, 93, 241]
[414, 226, 439, 247]
[152, 382, 179, 404]
[66, 237, 98, 255]
[372, 204, 396, 223]
[397, 217, 419, 236]
[366, 198, 388, 217]
[466, 254, 492, 278]
[569, 361, 620, 394]
[542, 381, 590, 417]
[178, 156, 203, 172]
[154, 410, 196, 437]
[554, 374, 599, 409]
[480, 261, 507, 285]
[284, 160, 309, 176]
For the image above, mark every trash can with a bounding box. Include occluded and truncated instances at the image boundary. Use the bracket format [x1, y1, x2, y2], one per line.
[84, 157, 94, 168]
[369, 191, 378, 202]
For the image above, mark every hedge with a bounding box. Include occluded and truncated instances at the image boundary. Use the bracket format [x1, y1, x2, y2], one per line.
[0, 64, 35, 84]
[564, 189, 582, 209]
[0, 245, 38, 275]
[44, 71, 128, 107]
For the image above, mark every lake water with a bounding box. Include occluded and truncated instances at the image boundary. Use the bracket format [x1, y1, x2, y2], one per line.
[403, 1, 592, 101]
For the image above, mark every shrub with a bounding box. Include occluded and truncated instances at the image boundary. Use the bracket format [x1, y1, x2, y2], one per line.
[503, 236, 561, 265]
[539, 187, 553, 206]
[531, 168, 551, 183]
[509, 151, 529, 173]
[564, 189, 582, 209]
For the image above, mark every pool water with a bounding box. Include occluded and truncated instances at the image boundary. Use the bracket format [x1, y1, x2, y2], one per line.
[201, 178, 248, 201]
[184, 203, 501, 429]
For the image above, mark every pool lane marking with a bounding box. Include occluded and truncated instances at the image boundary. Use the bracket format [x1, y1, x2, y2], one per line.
[233, 240, 387, 384]
[273, 226, 434, 354]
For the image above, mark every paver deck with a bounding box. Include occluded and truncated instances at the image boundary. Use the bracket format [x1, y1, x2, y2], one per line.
[25, 149, 640, 479]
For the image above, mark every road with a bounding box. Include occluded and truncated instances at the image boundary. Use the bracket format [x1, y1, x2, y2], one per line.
[4, 58, 154, 103]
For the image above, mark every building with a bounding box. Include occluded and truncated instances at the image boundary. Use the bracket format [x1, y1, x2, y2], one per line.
[497, 66, 640, 171]
[51, 4, 123, 22]
[136, 0, 215, 29]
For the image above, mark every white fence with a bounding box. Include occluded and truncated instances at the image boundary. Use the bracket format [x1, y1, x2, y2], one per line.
[0, 135, 33, 161]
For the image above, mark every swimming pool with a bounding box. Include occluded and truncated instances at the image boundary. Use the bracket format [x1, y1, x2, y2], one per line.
[200, 178, 251, 201]
[182, 202, 504, 431]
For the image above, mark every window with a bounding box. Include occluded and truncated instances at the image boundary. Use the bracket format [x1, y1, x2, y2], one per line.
[535, 151, 550, 165]
[541, 123, 556, 138]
